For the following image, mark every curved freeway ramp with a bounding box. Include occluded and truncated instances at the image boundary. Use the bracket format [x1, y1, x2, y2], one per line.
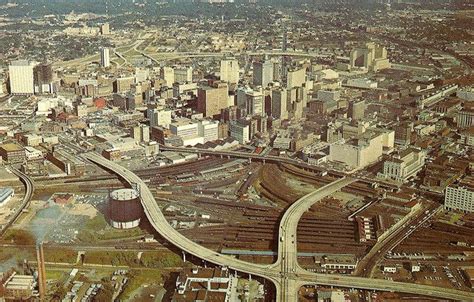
[85, 152, 474, 302]
[0, 168, 34, 236]
[83, 153, 280, 282]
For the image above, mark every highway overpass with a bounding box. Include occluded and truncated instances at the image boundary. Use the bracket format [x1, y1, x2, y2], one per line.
[0, 168, 34, 236]
[85, 152, 474, 301]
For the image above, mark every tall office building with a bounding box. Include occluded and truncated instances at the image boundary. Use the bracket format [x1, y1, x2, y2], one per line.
[348, 99, 365, 121]
[148, 108, 172, 128]
[174, 66, 193, 83]
[220, 58, 240, 84]
[131, 124, 150, 143]
[9, 60, 35, 95]
[237, 87, 264, 116]
[33, 63, 54, 94]
[100, 47, 111, 68]
[229, 120, 250, 144]
[286, 67, 306, 89]
[271, 88, 288, 120]
[197, 82, 229, 118]
[161, 67, 175, 87]
[445, 178, 474, 213]
[253, 60, 273, 88]
[33, 63, 53, 85]
[457, 103, 474, 128]
[100, 23, 110, 35]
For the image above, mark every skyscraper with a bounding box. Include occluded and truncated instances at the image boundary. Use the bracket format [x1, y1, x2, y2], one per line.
[237, 87, 264, 116]
[253, 60, 273, 88]
[197, 82, 229, 118]
[161, 67, 175, 87]
[9, 60, 34, 95]
[100, 47, 110, 68]
[286, 67, 306, 89]
[174, 66, 193, 83]
[271, 88, 288, 120]
[348, 99, 365, 121]
[220, 58, 240, 84]
[100, 23, 110, 35]
[33, 63, 54, 94]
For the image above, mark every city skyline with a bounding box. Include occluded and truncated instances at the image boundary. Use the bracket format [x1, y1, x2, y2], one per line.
[0, 1, 473, 301]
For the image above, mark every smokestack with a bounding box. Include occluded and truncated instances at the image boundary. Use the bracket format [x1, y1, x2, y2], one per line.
[36, 243, 47, 300]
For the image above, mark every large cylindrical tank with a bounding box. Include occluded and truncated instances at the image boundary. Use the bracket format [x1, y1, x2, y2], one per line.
[108, 188, 142, 229]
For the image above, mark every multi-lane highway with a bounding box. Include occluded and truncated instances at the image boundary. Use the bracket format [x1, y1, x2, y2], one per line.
[159, 145, 400, 191]
[269, 177, 358, 301]
[85, 152, 474, 301]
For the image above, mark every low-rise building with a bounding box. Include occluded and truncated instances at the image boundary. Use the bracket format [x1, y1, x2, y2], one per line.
[0, 143, 26, 163]
[24, 146, 44, 161]
[172, 267, 236, 302]
[460, 127, 474, 146]
[379, 148, 426, 182]
[3, 273, 35, 301]
[0, 187, 14, 207]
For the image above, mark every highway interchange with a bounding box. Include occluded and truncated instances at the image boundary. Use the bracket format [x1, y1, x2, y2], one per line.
[84, 152, 474, 301]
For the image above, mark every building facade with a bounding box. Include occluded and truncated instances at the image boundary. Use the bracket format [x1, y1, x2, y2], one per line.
[9, 60, 35, 95]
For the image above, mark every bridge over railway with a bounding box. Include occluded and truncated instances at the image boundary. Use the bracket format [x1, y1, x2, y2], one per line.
[158, 145, 400, 191]
[84, 152, 474, 302]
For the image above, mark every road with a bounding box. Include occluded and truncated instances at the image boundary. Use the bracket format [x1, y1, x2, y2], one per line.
[0, 168, 34, 236]
[84, 152, 474, 301]
[83, 152, 281, 281]
[159, 145, 399, 191]
[269, 177, 358, 301]
[355, 203, 440, 278]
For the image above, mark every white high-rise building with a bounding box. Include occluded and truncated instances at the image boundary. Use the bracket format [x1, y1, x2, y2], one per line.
[287, 67, 306, 89]
[161, 67, 175, 87]
[220, 58, 239, 84]
[100, 47, 110, 68]
[198, 120, 219, 143]
[445, 178, 474, 213]
[9, 60, 35, 95]
[148, 108, 172, 128]
[229, 121, 250, 144]
[174, 66, 193, 83]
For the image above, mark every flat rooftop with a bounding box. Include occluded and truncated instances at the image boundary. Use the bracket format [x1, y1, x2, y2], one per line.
[0, 143, 24, 152]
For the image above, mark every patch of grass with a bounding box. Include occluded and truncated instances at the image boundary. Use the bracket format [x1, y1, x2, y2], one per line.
[140, 252, 183, 268]
[44, 247, 77, 264]
[45, 269, 66, 281]
[1, 229, 36, 245]
[85, 213, 108, 230]
[77, 213, 145, 243]
[84, 251, 139, 266]
[119, 269, 163, 301]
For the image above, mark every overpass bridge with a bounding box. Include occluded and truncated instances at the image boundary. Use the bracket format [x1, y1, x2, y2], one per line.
[0, 168, 34, 236]
[158, 145, 400, 191]
[85, 152, 474, 301]
[141, 50, 331, 63]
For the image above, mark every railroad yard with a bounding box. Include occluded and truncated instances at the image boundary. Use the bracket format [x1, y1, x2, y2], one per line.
[1, 152, 474, 301]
